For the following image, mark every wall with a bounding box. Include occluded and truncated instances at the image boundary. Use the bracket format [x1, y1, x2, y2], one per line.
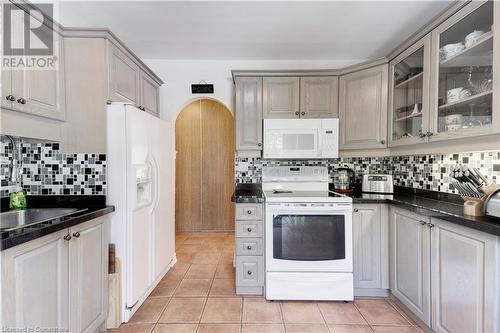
[0, 140, 106, 198]
[235, 151, 500, 194]
[143, 59, 363, 121]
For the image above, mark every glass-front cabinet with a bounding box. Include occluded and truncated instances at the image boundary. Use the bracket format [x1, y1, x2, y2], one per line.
[389, 35, 431, 146]
[429, 0, 498, 141]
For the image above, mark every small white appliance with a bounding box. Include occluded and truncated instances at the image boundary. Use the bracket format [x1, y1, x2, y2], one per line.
[107, 103, 176, 321]
[263, 166, 353, 301]
[362, 174, 394, 194]
[263, 119, 339, 159]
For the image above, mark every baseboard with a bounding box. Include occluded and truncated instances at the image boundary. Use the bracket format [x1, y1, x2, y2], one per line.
[236, 286, 263, 296]
[354, 288, 390, 297]
[390, 294, 433, 333]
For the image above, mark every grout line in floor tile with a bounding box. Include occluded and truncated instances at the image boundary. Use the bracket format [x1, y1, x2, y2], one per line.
[352, 299, 375, 332]
[384, 299, 416, 327]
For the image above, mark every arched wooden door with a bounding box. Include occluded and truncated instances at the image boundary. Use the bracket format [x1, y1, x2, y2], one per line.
[175, 99, 235, 232]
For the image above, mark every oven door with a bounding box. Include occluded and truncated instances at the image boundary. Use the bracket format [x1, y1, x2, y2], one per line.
[265, 203, 352, 272]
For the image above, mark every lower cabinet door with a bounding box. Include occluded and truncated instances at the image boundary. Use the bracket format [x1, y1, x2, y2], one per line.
[69, 217, 109, 333]
[390, 207, 431, 325]
[0, 229, 69, 331]
[353, 204, 389, 292]
[236, 256, 264, 287]
[431, 218, 500, 333]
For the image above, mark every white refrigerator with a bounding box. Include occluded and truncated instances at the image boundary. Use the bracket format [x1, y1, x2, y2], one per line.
[106, 103, 175, 322]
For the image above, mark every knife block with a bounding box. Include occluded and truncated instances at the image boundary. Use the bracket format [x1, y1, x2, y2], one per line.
[462, 197, 486, 216]
[462, 182, 498, 216]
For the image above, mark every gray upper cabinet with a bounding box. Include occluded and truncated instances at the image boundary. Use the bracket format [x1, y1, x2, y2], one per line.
[429, 1, 499, 142]
[300, 77, 339, 118]
[235, 77, 263, 153]
[108, 43, 140, 105]
[339, 64, 389, 150]
[263, 77, 300, 118]
[139, 72, 160, 117]
[61, 34, 163, 153]
[389, 34, 431, 147]
[1, 6, 65, 142]
[108, 42, 161, 116]
[2, 9, 66, 121]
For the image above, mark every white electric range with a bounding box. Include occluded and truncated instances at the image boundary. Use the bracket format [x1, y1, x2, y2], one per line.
[263, 166, 353, 301]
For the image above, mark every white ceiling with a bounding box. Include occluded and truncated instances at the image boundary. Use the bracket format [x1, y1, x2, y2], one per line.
[49, 1, 454, 60]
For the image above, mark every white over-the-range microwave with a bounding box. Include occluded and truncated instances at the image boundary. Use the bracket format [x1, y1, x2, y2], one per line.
[263, 118, 339, 159]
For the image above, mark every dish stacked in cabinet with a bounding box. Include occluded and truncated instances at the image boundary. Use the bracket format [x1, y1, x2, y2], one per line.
[235, 203, 265, 295]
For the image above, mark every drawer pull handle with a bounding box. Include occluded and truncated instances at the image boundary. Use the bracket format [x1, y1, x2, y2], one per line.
[247, 210, 252, 214]
[247, 245, 252, 250]
[247, 227, 253, 232]
[247, 270, 252, 275]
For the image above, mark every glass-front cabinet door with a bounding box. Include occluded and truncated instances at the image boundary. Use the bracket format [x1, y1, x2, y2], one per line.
[429, 0, 498, 141]
[389, 35, 431, 147]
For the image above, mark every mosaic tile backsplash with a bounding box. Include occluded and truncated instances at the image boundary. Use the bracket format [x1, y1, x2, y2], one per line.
[0, 140, 106, 198]
[235, 151, 500, 194]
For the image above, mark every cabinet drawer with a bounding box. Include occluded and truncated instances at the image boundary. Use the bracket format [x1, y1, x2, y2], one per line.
[236, 238, 263, 256]
[236, 256, 264, 287]
[236, 220, 263, 238]
[235, 204, 263, 220]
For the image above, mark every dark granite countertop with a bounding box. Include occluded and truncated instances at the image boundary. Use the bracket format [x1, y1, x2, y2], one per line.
[231, 183, 264, 203]
[351, 187, 500, 236]
[0, 195, 114, 250]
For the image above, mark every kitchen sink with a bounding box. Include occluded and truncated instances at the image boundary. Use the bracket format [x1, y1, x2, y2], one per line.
[0, 208, 87, 232]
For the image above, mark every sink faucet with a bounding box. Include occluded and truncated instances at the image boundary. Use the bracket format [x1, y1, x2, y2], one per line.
[2, 135, 21, 183]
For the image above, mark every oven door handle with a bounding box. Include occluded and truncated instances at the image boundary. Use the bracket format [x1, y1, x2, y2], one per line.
[268, 206, 352, 213]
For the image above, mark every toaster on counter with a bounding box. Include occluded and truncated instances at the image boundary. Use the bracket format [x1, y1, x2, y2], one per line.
[362, 174, 394, 194]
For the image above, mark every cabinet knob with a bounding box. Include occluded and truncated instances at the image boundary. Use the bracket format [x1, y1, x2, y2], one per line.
[247, 245, 252, 250]
[420, 221, 427, 226]
[5, 94, 15, 101]
[380, 140, 386, 145]
[295, 111, 299, 116]
[301, 112, 305, 116]
[419, 133, 427, 138]
[427, 223, 435, 229]
[63, 234, 72, 241]
[73, 232, 80, 238]
[16, 97, 26, 104]
[426, 131, 434, 137]
[247, 210, 252, 214]
[353, 208, 359, 213]
[247, 270, 253, 275]
[257, 143, 262, 147]
[247, 227, 253, 232]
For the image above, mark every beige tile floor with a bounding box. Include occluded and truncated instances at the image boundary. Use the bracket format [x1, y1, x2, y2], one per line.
[110, 232, 425, 333]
